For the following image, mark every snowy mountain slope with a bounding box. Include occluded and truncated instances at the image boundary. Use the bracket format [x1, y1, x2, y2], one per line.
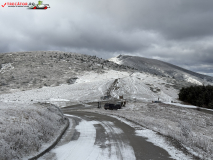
[76, 70, 180, 102]
[109, 55, 213, 85]
[0, 70, 124, 105]
[1, 51, 211, 105]
[0, 70, 180, 105]
[0, 51, 135, 94]
[1, 51, 212, 159]
[110, 73, 178, 102]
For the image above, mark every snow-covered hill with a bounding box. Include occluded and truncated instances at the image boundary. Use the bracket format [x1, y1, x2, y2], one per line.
[1, 51, 210, 104]
[1, 51, 213, 159]
[109, 55, 213, 86]
[0, 69, 180, 105]
[0, 51, 135, 94]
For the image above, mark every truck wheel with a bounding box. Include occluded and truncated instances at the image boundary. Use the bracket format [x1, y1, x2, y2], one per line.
[105, 109, 107, 110]
[44, 6, 47, 9]
[33, 6, 36, 9]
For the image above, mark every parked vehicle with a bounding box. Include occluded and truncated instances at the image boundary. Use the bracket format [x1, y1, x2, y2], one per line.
[152, 101, 161, 103]
[115, 102, 123, 109]
[104, 103, 118, 110]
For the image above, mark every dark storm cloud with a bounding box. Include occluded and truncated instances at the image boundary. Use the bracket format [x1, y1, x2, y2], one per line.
[101, 0, 213, 40]
[0, 0, 213, 76]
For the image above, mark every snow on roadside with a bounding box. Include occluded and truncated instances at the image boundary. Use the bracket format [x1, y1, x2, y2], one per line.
[110, 115, 192, 160]
[84, 102, 213, 160]
[164, 102, 197, 109]
[135, 130, 192, 160]
[164, 102, 213, 112]
[52, 118, 102, 160]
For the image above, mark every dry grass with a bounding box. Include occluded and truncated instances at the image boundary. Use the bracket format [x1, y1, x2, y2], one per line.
[0, 102, 66, 160]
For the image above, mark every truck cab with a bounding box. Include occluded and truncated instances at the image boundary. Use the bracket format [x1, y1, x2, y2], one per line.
[115, 102, 122, 109]
[104, 103, 118, 110]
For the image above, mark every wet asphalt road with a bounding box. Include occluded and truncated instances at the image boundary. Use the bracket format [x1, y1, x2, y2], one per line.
[61, 109, 174, 160]
[40, 101, 208, 160]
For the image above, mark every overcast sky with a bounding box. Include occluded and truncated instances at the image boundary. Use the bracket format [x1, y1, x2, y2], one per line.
[1, 0, 213, 76]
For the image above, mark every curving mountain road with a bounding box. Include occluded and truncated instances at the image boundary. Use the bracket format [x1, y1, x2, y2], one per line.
[40, 109, 180, 160]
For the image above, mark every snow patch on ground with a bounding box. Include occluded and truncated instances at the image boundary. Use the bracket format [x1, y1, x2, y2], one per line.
[164, 102, 197, 109]
[108, 57, 122, 65]
[111, 72, 178, 102]
[53, 119, 101, 160]
[135, 130, 193, 160]
[0, 63, 14, 73]
[76, 70, 130, 83]
[0, 78, 112, 106]
[165, 102, 213, 112]
[48, 98, 70, 102]
[110, 115, 192, 160]
[53, 115, 136, 160]
[184, 75, 202, 85]
[0, 70, 179, 107]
